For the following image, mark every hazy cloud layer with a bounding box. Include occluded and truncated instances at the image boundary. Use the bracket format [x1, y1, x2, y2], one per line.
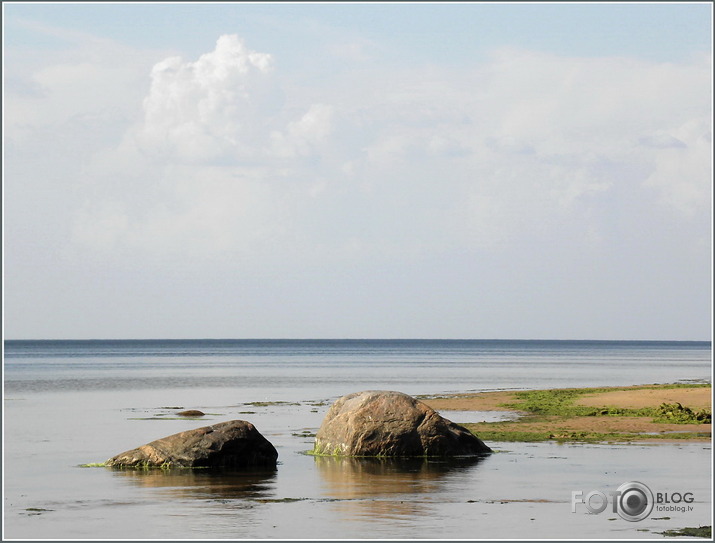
[67, 37, 711, 258]
[4, 25, 712, 340]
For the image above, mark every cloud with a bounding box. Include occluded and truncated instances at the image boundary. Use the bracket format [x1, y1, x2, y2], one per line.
[638, 132, 687, 149]
[5, 20, 711, 340]
[270, 103, 335, 158]
[63, 35, 346, 262]
[5, 51, 150, 147]
[642, 116, 712, 216]
[44, 36, 709, 263]
[137, 34, 276, 163]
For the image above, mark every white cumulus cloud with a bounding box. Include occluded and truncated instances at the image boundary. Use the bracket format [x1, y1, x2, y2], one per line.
[55, 36, 711, 262]
[270, 103, 335, 158]
[137, 34, 276, 163]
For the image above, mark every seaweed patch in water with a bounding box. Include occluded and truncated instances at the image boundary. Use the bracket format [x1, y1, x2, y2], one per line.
[128, 417, 213, 421]
[292, 430, 317, 438]
[243, 401, 301, 407]
[254, 497, 309, 503]
[23, 508, 53, 515]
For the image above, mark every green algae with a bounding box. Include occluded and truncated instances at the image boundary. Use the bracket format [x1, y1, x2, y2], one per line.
[254, 497, 309, 503]
[243, 401, 301, 407]
[659, 526, 712, 538]
[461, 383, 712, 443]
[106, 461, 206, 470]
[653, 403, 711, 424]
[500, 384, 711, 423]
[467, 427, 712, 443]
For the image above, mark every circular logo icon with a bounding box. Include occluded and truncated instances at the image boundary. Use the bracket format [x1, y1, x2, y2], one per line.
[616, 481, 654, 522]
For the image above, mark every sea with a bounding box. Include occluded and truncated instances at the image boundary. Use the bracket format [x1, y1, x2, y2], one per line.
[2, 339, 712, 540]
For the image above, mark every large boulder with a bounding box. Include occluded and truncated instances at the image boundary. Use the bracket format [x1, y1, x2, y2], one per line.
[106, 420, 278, 468]
[313, 390, 492, 457]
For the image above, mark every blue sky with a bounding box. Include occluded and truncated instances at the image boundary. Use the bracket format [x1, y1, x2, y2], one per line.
[3, 2, 713, 340]
[5, 2, 711, 86]
[4, 3, 711, 62]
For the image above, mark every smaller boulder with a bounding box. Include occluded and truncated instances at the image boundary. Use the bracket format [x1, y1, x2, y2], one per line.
[177, 410, 205, 417]
[106, 420, 278, 468]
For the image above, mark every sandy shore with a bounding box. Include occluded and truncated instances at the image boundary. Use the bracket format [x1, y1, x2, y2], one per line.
[422, 383, 712, 443]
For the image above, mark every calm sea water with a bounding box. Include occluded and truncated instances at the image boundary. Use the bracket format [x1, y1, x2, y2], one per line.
[3, 339, 712, 539]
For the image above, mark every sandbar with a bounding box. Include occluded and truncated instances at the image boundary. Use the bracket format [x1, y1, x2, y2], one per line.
[422, 383, 712, 443]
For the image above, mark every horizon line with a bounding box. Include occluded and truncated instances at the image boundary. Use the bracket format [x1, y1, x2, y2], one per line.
[3, 337, 712, 344]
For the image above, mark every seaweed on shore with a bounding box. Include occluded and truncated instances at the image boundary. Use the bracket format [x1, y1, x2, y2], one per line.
[654, 403, 711, 424]
[659, 526, 712, 538]
[500, 385, 712, 424]
[433, 383, 712, 443]
[466, 427, 712, 443]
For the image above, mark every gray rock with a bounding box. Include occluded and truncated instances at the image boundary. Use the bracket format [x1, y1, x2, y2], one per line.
[106, 420, 278, 468]
[314, 390, 492, 457]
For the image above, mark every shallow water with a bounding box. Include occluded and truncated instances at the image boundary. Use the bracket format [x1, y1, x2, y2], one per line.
[3, 340, 712, 539]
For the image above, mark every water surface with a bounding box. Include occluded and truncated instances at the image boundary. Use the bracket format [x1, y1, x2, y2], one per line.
[3, 339, 712, 539]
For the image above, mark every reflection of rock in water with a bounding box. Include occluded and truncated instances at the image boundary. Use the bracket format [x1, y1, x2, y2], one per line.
[111, 468, 277, 501]
[315, 456, 484, 521]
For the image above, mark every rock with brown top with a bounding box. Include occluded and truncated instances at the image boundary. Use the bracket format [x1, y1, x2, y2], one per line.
[313, 390, 492, 457]
[177, 410, 205, 417]
[106, 420, 278, 468]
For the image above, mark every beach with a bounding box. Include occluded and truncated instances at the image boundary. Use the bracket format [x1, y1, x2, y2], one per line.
[424, 383, 712, 443]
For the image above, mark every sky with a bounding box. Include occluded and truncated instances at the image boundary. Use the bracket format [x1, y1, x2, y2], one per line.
[2, 2, 713, 341]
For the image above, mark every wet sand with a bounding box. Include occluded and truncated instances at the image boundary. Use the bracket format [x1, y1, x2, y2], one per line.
[423, 384, 712, 442]
[575, 386, 711, 409]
